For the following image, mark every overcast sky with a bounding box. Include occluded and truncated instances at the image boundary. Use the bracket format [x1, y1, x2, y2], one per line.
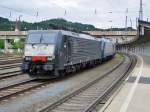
[0, 0, 150, 28]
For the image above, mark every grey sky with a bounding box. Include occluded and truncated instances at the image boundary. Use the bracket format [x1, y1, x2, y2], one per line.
[0, 0, 149, 28]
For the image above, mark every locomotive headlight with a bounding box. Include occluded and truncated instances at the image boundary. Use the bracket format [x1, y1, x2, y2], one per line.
[25, 56, 31, 61]
[47, 55, 55, 61]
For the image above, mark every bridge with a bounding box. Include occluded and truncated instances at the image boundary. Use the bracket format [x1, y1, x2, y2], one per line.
[139, 20, 150, 29]
[84, 31, 137, 44]
[128, 20, 150, 45]
[138, 20, 150, 37]
[0, 31, 137, 39]
[83, 31, 137, 36]
[0, 31, 26, 53]
[0, 31, 26, 39]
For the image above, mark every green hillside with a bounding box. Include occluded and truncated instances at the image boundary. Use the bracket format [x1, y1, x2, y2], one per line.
[0, 17, 135, 31]
[0, 17, 96, 31]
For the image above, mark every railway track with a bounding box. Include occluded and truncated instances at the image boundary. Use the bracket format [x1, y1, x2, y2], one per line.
[0, 59, 21, 65]
[0, 63, 21, 70]
[38, 54, 136, 112]
[0, 57, 21, 60]
[0, 79, 50, 102]
[0, 62, 22, 80]
[0, 71, 22, 80]
[0, 55, 21, 60]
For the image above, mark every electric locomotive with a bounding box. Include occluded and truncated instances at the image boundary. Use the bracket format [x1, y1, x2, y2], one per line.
[22, 30, 115, 79]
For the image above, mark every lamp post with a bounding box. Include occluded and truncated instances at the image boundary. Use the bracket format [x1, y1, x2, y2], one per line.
[9, 11, 12, 31]
[108, 20, 113, 31]
[18, 15, 23, 31]
[36, 11, 39, 30]
[108, 11, 113, 31]
[108, 11, 114, 42]
[130, 18, 132, 28]
[125, 8, 128, 42]
[108, 20, 115, 42]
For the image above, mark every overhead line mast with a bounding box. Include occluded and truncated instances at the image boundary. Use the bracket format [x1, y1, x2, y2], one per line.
[139, 0, 143, 20]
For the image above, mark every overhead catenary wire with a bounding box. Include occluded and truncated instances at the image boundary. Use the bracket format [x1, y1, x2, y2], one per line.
[0, 1, 145, 28]
[0, 4, 42, 21]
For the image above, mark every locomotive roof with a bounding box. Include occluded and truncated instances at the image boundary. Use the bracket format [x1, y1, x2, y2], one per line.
[28, 30, 102, 41]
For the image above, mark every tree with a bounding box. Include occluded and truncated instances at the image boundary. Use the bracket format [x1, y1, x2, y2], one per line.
[0, 39, 4, 49]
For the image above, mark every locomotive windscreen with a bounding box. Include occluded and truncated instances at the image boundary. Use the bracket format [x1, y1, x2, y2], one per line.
[24, 32, 57, 56]
[26, 33, 56, 44]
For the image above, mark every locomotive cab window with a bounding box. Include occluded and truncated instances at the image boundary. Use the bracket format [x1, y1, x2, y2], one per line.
[26, 33, 57, 44]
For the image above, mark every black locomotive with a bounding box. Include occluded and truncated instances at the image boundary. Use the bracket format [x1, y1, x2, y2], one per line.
[22, 30, 115, 79]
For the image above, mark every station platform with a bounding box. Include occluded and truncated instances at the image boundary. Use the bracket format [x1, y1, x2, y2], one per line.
[99, 54, 150, 112]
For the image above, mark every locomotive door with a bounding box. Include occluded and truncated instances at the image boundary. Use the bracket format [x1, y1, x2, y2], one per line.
[64, 36, 71, 63]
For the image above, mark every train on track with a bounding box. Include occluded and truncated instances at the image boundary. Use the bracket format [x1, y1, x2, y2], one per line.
[21, 30, 116, 79]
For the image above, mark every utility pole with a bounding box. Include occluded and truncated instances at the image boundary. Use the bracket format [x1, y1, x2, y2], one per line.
[136, 17, 138, 28]
[130, 18, 132, 28]
[36, 11, 39, 30]
[139, 0, 143, 20]
[64, 10, 67, 29]
[18, 15, 23, 31]
[125, 8, 128, 42]
[139, 0, 144, 37]
[9, 12, 12, 31]
[15, 19, 19, 32]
